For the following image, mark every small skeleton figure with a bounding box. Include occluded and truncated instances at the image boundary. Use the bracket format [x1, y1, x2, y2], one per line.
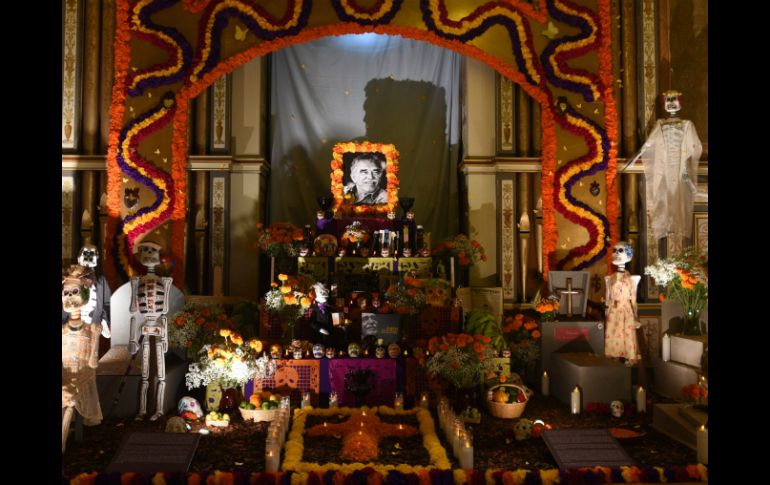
[63, 245, 112, 338]
[62, 266, 103, 453]
[604, 242, 641, 366]
[129, 240, 173, 421]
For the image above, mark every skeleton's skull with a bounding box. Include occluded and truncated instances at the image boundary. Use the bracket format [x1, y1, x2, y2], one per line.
[135, 240, 162, 269]
[425, 281, 451, 307]
[611, 400, 624, 418]
[325, 347, 335, 359]
[611, 241, 633, 269]
[313, 343, 325, 359]
[375, 346, 386, 359]
[663, 90, 682, 116]
[165, 416, 188, 433]
[387, 343, 401, 358]
[178, 396, 203, 418]
[62, 273, 88, 314]
[513, 418, 534, 441]
[313, 282, 329, 304]
[348, 343, 360, 358]
[78, 245, 99, 268]
[269, 344, 282, 359]
[274, 366, 299, 388]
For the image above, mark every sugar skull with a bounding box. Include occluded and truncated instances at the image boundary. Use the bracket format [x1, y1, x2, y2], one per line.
[348, 342, 360, 358]
[313, 343, 325, 359]
[662, 89, 682, 116]
[269, 344, 282, 359]
[513, 418, 533, 441]
[611, 400, 624, 418]
[325, 347, 335, 359]
[375, 345, 386, 359]
[502, 348, 512, 358]
[387, 343, 401, 358]
[293, 347, 304, 360]
[178, 396, 203, 419]
[275, 366, 299, 388]
[425, 280, 451, 307]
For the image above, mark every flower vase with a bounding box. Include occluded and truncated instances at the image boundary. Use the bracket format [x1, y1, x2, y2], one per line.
[683, 309, 703, 336]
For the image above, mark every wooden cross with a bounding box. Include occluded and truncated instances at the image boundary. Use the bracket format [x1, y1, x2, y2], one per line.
[556, 277, 583, 317]
[305, 409, 418, 462]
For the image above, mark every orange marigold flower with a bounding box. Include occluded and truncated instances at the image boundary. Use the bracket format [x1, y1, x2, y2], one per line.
[271, 281, 278, 287]
[195, 317, 205, 326]
[499, 374, 508, 383]
[513, 320, 523, 331]
[514, 314, 525, 322]
[479, 335, 491, 344]
[481, 254, 488, 262]
[300, 297, 312, 309]
[473, 342, 484, 353]
[278, 273, 289, 281]
[486, 371, 496, 379]
[219, 329, 231, 338]
[439, 344, 449, 351]
[524, 321, 537, 331]
[249, 339, 263, 352]
[531, 330, 541, 339]
[659, 293, 666, 302]
[280, 285, 292, 294]
[284, 294, 297, 305]
[201, 308, 211, 317]
[231, 335, 244, 346]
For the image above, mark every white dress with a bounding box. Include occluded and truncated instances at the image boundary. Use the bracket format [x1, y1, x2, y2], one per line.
[640, 119, 702, 240]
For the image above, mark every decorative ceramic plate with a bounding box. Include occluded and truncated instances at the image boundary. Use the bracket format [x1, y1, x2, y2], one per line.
[314, 234, 338, 257]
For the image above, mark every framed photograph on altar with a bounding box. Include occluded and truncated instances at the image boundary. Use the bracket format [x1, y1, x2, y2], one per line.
[331, 141, 399, 216]
[692, 213, 708, 256]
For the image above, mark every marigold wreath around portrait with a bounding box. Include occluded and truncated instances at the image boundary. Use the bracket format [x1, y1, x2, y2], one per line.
[330, 141, 399, 217]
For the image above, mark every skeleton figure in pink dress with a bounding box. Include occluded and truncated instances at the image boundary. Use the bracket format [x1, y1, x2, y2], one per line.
[604, 242, 641, 365]
[62, 266, 102, 453]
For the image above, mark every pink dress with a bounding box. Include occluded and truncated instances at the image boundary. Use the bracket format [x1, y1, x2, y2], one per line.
[604, 272, 639, 361]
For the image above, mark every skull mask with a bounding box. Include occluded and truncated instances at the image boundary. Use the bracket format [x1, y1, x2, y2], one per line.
[425, 281, 451, 307]
[78, 245, 99, 269]
[387, 343, 401, 358]
[611, 241, 633, 270]
[375, 345, 386, 359]
[274, 366, 299, 388]
[178, 396, 203, 419]
[135, 240, 162, 270]
[325, 347, 335, 359]
[610, 400, 624, 418]
[513, 418, 533, 441]
[348, 343, 360, 358]
[313, 343, 325, 359]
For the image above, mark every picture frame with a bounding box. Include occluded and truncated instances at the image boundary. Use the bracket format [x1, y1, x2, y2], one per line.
[692, 212, 708, 256]
[331, 141, 399, 216]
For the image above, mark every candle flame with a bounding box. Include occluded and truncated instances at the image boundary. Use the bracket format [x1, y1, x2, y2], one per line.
[700, 425, 705, 431]
[268, 451, 274, 457]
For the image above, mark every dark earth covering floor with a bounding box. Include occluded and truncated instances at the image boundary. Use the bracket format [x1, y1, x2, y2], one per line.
[63, 393, 696, 478]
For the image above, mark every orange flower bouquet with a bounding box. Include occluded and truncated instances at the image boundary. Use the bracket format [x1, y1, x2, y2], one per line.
[431, 234, 487, 267]
[534, 293, 561, 322]
[254, 222, 305, 258]
[263, 273, 316, 339]
[425, 333, 499, 389]
[502, 313, 542, 377]
[168, 304, 239, 360]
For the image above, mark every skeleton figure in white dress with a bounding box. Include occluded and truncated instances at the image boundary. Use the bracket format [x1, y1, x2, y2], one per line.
[637, 91, 703, 241]
[129, 241, 173, 421]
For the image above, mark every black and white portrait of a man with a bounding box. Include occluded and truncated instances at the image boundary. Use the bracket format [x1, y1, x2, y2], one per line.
[343, 152, 388, 205]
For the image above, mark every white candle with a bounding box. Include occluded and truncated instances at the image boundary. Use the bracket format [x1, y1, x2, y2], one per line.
[265, 449, 280, 473]
[570, 386, 581, 414]
[394, 392, 404, 410]
[541, 371, 550, 396]
[419, 392, 429, 409]
[662, 334, 670, 362]
[696, 425, 708, 464]
[636, 386, 647, 413]
[458, 435, 474, 470]
[329, 391, 339, 408]
[450, 257, 455, 287]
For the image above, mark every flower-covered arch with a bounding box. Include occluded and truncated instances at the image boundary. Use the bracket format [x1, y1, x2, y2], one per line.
[105, 0, 618, 288]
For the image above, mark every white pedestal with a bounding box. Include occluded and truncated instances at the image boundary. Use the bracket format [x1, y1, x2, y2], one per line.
[670, 335, 707, 369]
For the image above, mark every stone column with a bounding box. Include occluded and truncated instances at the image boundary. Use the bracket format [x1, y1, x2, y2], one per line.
[194, 171, 209, 294]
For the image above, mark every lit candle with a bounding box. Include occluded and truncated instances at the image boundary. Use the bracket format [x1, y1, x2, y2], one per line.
[662, 334, 670, 362]
[541, 371, 550, 396]
[323, 421, 328, 428]
[570, 386, 581, 414]
[394, 392, 404, 410]
[696, 425, 708, 464]
[398, 424, 404, 430]
[329, 391, 339, 408]
[636, 386, 647, 413]
[362, 410, 367, 417]
[458, 433, 474, 470]
[301, 392, 311, 409]
[419, 392, 429, 409]
[265, 449, 280, 473]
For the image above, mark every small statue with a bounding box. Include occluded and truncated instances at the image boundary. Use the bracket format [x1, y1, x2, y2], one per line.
[604, 242, 641, 366]
[129, 240, 173, 421]
[62, 266, 103, 453]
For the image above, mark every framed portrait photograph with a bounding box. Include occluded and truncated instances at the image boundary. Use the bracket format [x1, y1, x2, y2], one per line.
[331, 141, 399, 216]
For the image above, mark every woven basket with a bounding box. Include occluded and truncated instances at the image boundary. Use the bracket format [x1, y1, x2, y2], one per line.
[240, 407, 279, 423]
[486, 384, 528, 419]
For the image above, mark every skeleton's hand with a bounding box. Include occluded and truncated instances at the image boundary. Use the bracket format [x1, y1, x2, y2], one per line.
[129, 340, 139, 355]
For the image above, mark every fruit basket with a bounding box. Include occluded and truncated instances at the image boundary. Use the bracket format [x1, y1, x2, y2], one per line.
[240, 407, 279, 422]
[487, 384, 528, 419]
